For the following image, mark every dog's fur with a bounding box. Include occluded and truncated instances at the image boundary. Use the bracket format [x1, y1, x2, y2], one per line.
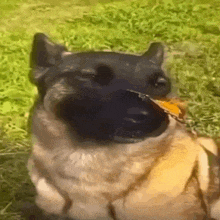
[24, 33, 220, 220]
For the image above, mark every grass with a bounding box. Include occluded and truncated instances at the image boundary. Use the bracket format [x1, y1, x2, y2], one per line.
[0, 0, 220, 219]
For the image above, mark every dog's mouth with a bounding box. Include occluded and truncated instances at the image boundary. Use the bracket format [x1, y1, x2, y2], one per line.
[124, 89, 154, 124]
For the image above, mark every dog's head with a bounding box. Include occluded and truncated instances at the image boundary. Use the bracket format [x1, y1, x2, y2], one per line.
[30, 33, 172, 143]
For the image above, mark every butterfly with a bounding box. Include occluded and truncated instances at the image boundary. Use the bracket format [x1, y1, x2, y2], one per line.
[149, 97, 186, 122]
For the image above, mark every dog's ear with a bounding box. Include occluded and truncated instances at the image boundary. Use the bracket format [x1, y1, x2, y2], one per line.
[30, 33, 67, 68]
[30, 33, 67, 84]
[142, 42, 164, 66]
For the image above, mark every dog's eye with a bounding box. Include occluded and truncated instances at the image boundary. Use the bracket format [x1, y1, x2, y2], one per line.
[94, 65, 114, 86]
[154, 76, 168, 87]
[149, 72, 168, 88]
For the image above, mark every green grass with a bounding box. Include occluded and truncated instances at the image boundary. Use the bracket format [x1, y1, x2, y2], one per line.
[0, 0, 220, 219]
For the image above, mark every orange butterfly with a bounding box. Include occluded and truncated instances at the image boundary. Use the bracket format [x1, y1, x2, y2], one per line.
[149, 97, 187, 122]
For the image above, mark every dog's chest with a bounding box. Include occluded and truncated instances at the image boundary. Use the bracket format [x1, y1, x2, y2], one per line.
[51, 145, 158, 199]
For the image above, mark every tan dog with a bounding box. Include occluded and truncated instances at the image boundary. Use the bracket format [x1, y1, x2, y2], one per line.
[26, 33, 220, 220]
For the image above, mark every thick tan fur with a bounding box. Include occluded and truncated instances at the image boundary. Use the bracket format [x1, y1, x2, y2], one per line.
[28, 109, 219, 219]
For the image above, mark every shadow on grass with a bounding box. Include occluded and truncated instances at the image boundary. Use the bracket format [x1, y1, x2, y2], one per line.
[0, 140, 35, 220]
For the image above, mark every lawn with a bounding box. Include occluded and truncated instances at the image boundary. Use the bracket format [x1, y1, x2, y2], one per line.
[0, 0, 220, 219]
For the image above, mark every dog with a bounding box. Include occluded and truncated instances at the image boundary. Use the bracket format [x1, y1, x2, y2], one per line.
[23, 33, 220, 220]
